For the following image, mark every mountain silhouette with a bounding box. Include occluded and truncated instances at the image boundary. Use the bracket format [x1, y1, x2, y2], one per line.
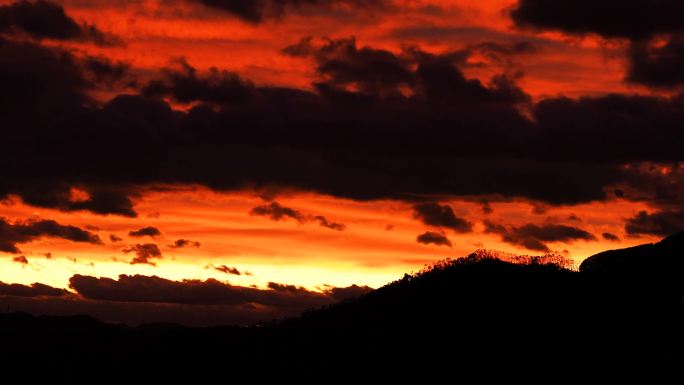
[1, 236, 683, 382]
[581, 230, 684, 293]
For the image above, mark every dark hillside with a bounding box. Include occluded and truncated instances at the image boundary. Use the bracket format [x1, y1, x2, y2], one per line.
[2, 238, 683, 382]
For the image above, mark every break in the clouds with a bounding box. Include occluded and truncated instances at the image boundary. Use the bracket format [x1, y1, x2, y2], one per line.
[0, 218, 102, 253]
[484, 221, 596, 252]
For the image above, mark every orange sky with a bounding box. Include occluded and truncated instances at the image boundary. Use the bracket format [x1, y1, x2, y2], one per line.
[0, 187, 659, 291]
[12, 0, 646, 98]
[0, 0, 668, 296]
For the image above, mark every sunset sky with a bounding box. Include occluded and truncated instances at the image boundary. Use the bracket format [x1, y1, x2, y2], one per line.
[2, 0, 683, 325]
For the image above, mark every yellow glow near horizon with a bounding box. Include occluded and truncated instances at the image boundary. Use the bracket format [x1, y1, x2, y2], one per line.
[0, 187, 660, 291]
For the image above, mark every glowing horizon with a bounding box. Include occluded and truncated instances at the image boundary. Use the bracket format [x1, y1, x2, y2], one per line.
[0, 187, 660, 291]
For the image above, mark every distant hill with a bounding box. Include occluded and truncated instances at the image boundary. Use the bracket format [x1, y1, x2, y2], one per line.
[1, 235, 683, 382]
[581, 230, 684, 294]
[580, 230, 684, 273]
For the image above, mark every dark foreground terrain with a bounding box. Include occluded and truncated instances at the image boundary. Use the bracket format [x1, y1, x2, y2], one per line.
[2, 233, 684, 383]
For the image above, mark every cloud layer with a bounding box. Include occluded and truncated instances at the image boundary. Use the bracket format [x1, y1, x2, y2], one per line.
[0, 218, 102, 253]
[485, 222, 596, 252]
[0, 0, 116, 45]
[0, 273, 372, 326]
[512, 0, 684, 88]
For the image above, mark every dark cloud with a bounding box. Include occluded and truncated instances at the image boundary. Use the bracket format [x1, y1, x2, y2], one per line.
[82, 56, 132, 86]
[12, 184, 138, 218]
[169, 239, 201, 248]
[250, 202, 307, 222]
[616, 163, 684, 208]
[0, 275, 374, 326]
[626, 37, 684, 88]
[284, 36, 414, 97]
[510, 0, 684, 40]
[109, 234, 123, 243]
[311, 215, 346, 231]
[474, 41, 538, 57]
[250, 202, 346, 230]
[142, 58, 253, 104]
[68, 274, 363, 310]
[0, 33, 130, 114]
[0, 0, 116, 45]
[0, 281, 68, 297]
[305, 33, 537, 71]
[3, 34, 684, 216]
[625, 210, 684, 237]
[194, 0, 264, 22]
[0, 218, 102, 254]
[530, 94, 684, 163]
[284, 37, 529, 103]
[485, 221, 596, 252]
[212, 265, 243, 275]
[123, 244, 162, 265]
[414, 57, 528, 104]
[128, 226, 161, 238]
[602, 232, 620, 241]
[0, 57, 636, 212]
[0, 36, 584, 213]
[12, 255, 28, 264]
[416, 231, 452, 247]
[0, 293, 270, 326]
[267, 282, 311, 294]
[531, 203, 548, 215]
[511, 0, 684, 88]
[0, 37, 88, 116]
[0, 38, 138, 216]
[480, 200, 493, 215]
[413, 203, 472, 233]
[63, 188, 138, 217]
[327, 284, 373, 301]
[193, 0, 385, 23]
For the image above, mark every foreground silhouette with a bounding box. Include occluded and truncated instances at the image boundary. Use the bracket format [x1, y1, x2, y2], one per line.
[2, 233, 683, 382]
